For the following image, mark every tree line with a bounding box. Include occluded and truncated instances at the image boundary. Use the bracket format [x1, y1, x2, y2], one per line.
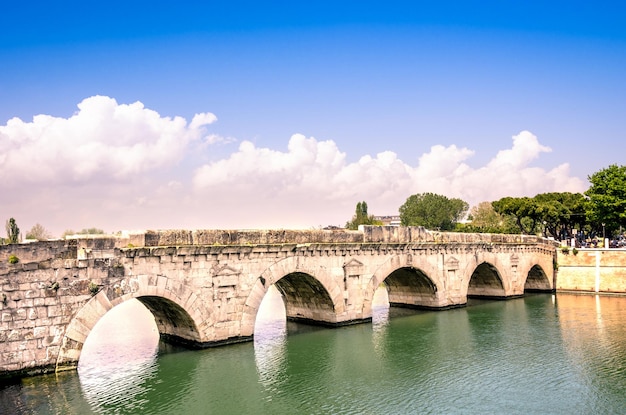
[346, 164, 626, 240]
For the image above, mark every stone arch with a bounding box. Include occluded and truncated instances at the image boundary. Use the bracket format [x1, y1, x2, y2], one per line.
[274, 271, 337, 325]
[240, 256, 345, 336]
[384, 266, 440, 308]
[363, 254, 446, 316]
[523, 264, 554, 292]
[467, 262, 506, 298]
[56, 275, 206, 372]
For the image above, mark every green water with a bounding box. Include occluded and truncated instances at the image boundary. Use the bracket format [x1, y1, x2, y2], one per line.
[1, 292, 625, 414]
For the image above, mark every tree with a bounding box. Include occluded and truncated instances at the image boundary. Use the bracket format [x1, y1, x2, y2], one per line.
[492, 196, 539, 234]
[492, 193, 588, 238]
[458, 201, 518, 234]
[25, 223, 52, 241]
[533, 192, 587, 239]
[345, 201, 382, 230]
[585, 164, 626, 236]
[399, 192, 468, 230]
[5, 218, 20, 244]
[62, 228, 106, 238]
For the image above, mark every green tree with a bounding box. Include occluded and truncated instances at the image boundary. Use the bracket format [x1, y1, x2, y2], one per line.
[5, 218, 21, 244]
[492, 196, 539, 234]
[399, 192, 468, 230]
[458, 201, 517, 233]
[585, 164, 626, 236]
[492, 192, 588, 238]
[533, 192, 587, 238]
[345, 201, 382, 230]
[25, 223, 52, 241]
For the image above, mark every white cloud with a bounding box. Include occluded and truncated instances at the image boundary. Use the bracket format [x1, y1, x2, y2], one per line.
[488, 130, 552, 169]
[192, 131, 587, 227]
[0, 95, 217, 185]
[0, 96, 587, 236]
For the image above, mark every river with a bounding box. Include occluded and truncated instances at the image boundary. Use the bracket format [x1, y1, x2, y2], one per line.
[1, 289, 625, 414]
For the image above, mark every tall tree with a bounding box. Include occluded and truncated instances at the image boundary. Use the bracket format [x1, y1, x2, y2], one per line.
[5, 218, 20, 244]
[345, 201, 382, 230]
[585, 164, 626, 236]
[399, 192, 468, 230]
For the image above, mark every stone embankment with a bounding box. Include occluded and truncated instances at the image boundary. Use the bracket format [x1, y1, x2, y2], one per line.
[557, 248, 626, 293]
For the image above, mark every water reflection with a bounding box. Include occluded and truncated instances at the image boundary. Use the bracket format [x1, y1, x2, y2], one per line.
[2, 293, 626, 414]
[558, 294, 626, 410]
[254, 285, 288, 394]
[78, 299, 160, 413]
[371, 285, 390, 358]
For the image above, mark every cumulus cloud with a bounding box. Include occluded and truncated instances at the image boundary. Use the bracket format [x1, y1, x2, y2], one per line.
[0, 95, 217, 185]
[0, 96, 587, 235]
[192, 130, 586, 224]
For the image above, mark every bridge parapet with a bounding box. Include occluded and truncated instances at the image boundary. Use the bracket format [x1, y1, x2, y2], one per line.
[27, 226, 556, 250]
[361, 225, 556, 245]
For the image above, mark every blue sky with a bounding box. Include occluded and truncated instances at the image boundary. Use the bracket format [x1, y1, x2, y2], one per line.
[1, 1, 625, 235]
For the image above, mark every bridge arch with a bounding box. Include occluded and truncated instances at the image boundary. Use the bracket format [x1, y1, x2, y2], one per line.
[241, 256, 346, 336]
[522, 261, 554, 292]
[363, 254, 446, 316]
[467, 262, 506, 298]
[56, 276, 206, 372]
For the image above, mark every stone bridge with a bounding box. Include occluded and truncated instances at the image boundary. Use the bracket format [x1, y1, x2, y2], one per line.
[0, 226, 557, 380]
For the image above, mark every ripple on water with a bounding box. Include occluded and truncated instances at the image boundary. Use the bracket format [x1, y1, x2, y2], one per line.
[3, 293, 626, 414]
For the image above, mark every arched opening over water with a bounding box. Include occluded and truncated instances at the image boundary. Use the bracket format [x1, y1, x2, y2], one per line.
[137, 295, 201, 347]
[253, 285, 288, 385]
[382, 266, 439, 309]
[77, 299, 160, 409]
[76, 293, 202, 371]
[468, 262, 506, 298]
[524, 264, 553, 292]
[371, 283, 390, 326]
[254, 285, 287, 339]
[272, 272, 336, 325]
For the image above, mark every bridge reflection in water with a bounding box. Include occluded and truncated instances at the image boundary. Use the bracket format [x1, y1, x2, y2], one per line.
[2, 292, 626, 414]
[77, 284, 392, 405]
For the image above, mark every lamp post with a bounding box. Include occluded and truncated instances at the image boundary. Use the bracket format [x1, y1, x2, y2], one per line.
[602, 223, 606, 248]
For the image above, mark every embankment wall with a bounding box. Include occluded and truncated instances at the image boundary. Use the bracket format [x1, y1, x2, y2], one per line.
[557, 248, 626, 293]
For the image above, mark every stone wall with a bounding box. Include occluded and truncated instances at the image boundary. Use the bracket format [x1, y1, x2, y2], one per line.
[0, 240, 113, 379]
[557, 248, 626, 293]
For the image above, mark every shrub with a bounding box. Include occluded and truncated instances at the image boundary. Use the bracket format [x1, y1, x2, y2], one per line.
[8, 254, 19, 264]
[561, 246, 570, 254]
[89, 281, 100, 296]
